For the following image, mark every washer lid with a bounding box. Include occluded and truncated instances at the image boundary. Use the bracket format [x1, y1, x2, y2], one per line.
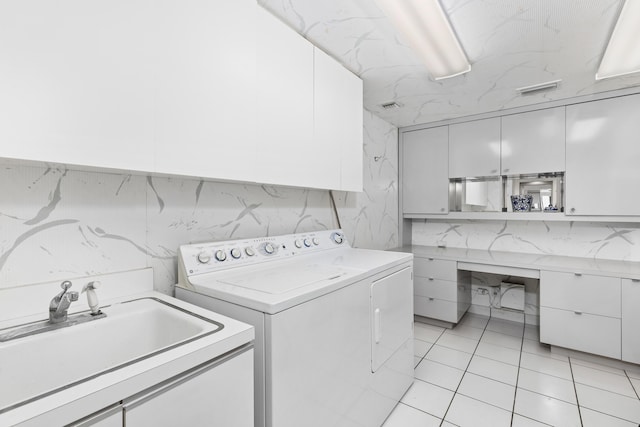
[217, 263, 354, 295]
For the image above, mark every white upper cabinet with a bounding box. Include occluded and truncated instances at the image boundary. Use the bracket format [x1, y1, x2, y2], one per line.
[0, 0, 157, 173]
[501, 107, 565, 175]
[448, 118, 501, 178]
[402, 127, 449, 214]
[566, 94, 640, 216]
[255, 7, 314, 188]
[154, 0, 258, 183]
[0, 1, 363, 192]
[314, 48, 364, 192]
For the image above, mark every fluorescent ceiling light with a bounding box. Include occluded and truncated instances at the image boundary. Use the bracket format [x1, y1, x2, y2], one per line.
[376, 0, 470, 80]
[596, 0, 640, 80]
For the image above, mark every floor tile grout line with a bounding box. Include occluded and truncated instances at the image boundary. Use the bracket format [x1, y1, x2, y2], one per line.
[625, 369, 640, 400]
[509, 318, 526, 427]
[567, 357, 584, 427]
[438, 314, 491, 427]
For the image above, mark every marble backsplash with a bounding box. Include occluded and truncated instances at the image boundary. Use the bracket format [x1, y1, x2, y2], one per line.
[0, 110, 399, 295]
[412, 219, 640, 262]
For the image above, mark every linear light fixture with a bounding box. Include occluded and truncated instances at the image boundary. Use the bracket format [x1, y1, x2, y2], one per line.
[375, 0, 471, 80]
[596, 0, 640, 80]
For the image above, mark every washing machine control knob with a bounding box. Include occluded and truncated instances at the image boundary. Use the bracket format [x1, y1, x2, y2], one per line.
[215, 249, 227, 262]
[245, 247, 255, 257]
[312, 237, 319, 246]
[294, 239, 302, 249]
[303, 238, 312, 247]
[331, 232, 344, 244]
[264, 243, 276, 255]
[230, 248, 241, 259]
[197, 251, 211, 264]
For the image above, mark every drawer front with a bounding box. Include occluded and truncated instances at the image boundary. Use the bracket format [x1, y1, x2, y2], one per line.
[540, 270, 621, 317]
[622, 278, 640, 364]
[414, 296, 466, 323]
[414, 277, 458, 301]
[540, 307, 621, 359]
[414, 258, 457, 281]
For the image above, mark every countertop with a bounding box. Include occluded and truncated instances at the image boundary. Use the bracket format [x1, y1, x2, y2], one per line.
[393, 245, 640, 280]
[0, 290, 254, 427]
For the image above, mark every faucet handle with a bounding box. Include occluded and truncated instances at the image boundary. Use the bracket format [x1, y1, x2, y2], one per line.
[60, 280, 72, 291]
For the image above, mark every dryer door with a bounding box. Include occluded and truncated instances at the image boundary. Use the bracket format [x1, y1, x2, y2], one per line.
[371, 267, 413, 372]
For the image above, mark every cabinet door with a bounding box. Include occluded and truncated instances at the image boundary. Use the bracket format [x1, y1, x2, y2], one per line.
[566, 94, 640, 215]
[402, 127, 449, 214]
[154, 0, 258, 183]
[449, 118, 501, 178]
[622, 278, 640, 364]
[124, 349, 253, 427]
[0, 0, 155, 172]
[255, 6, 314, 188]
[69, 406, 123, 427]
[501, 107, 565, 175]
[314, 48, 364, 191]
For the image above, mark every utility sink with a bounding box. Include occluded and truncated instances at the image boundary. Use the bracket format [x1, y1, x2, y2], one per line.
[0, 297, 223, 413]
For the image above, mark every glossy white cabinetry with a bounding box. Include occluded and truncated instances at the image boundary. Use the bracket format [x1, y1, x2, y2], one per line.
[154, 0, 258, 184]
[0, 0, 156, 173]
[622, 278, 640, 364]
[314, 48, 364, 191]
[124, 349, 253, 427]
[402, 127, 449, 214]
[566, 93, 640, 215]
[414, 257, 470, 323]
[70, 407, 122, 427]
[501, 107, 565, 175]
[0, 1, 363, 192]
[539, 270, 621, 359]
[449, 118, 501, 178]
[256, 7, 314, 188]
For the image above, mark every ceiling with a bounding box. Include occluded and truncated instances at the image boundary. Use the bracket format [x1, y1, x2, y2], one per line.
[258, 0, 640, 128]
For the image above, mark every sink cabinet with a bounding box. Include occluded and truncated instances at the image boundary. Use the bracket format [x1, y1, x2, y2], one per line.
[70, 348, 254, 427]
[401, 126, 449, 214]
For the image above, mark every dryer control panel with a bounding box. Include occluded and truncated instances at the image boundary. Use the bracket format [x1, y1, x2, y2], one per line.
[179, 229, 349, 277]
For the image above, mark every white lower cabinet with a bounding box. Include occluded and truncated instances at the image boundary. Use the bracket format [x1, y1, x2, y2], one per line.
[124, 349, 253, 427]
[413, 257, 470, 323]
[622, 278, 640, 364]
[540, 270, 621, 359]
[70, 348, 253, 427]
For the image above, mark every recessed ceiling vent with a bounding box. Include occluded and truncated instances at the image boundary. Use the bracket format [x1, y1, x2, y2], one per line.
[380, 101, 402, 110]
[516, 79, 561, 96]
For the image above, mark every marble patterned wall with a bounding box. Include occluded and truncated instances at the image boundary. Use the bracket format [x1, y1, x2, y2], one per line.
[412, 220, 640, 262]
[0, 111, 399, 295]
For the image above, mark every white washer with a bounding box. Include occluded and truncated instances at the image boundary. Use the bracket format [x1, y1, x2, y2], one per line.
[176, 229, 414, 427]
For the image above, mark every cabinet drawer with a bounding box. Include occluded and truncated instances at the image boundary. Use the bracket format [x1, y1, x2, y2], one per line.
[415, 277, 458, 301]
[414, 296, 468, 324]
[540, 307, 621, 359]
[414, 258, 457, 281]
[540, 271, 621, 317]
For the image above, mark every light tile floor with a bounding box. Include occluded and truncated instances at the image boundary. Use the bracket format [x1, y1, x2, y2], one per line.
[383, 313, 640, 427]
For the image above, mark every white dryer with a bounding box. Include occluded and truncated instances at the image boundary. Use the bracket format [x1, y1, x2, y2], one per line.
[176, 229, 413, 427]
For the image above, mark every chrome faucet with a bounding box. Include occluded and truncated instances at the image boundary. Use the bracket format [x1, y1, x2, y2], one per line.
[49, 280, 79, 323]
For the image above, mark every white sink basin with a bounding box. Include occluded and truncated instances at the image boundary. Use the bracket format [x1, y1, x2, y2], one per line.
[0, 297, 223, 413]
